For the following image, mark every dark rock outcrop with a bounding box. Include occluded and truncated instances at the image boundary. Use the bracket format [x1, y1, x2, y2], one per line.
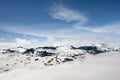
[36, 51, 55, 57]
[23, 48, 35, 54]
[71, 46, 104, 54]
[36, 47, 57, 50]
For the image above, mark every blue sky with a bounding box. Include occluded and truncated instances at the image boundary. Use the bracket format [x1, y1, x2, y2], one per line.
[0, 0, 120, 48]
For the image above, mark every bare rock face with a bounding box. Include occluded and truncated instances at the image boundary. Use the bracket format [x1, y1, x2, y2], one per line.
[71, 46, 105, 54]
[35, 51, 56, 57]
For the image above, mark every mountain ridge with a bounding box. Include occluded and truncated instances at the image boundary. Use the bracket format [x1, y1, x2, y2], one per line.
[0, 43, 120, 73]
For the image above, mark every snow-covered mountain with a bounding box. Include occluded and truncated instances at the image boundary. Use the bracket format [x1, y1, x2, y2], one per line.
[0, 43, 120, 80]
[0, 44, 120, 73]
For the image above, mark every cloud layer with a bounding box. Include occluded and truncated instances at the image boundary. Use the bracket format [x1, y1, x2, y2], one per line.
[0, 38, 39, 48]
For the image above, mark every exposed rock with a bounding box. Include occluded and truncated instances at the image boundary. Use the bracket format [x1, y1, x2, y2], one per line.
[23, 48, 35, 54]
[36, 51, 55, 57]
[36, 47, 57, 50]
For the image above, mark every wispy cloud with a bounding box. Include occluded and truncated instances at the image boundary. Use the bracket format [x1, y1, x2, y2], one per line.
[50, 4, 87, 24]
[0, 24, 93, 38]
[0, 38, 39, 48]
[74, 22, 120, 34]
[0, 37, 57, 49]
[53, 38, 120, 47]
[0, 3, 120, 41]
[92, 23, 120, 34]
[50, 4, 120, 35]
[0, 37, 61, 48]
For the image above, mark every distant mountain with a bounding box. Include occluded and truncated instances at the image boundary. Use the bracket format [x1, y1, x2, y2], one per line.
[0, 44, 120, 73]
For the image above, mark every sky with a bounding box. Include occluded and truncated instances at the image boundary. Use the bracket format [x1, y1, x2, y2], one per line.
[0, 0, 120, 48]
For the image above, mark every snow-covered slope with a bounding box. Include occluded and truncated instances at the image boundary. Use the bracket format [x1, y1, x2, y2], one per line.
[0, 51, 120, 80]
[0, 43, 120, 80]
[0, 44, 120, 73]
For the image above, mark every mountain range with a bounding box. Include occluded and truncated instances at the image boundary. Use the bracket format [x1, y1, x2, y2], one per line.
[0, 43, 120, 73]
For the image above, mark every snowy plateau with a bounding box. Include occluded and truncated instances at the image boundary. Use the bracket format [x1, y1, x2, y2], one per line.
[0, 43, 120, 80]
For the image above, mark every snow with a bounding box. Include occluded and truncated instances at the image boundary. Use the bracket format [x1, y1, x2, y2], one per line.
[0, 44, 120, 80]
[0, 52, 120, 80]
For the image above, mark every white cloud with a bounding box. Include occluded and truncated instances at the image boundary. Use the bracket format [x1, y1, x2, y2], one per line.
[54, 39, 104, 47]
[15, 38, 31, 46]
[54, 38, 120, 47]
[50, 4, 87, 24]
[47, 37, 55, 43]
[74, 22, 120, 34]
[50, 4, 120, 35]
[0, 38, 59, 48]
[0, 38, 39, 49]
[92, 23, 120, 34]
[0, 4, 120, 41]
[1, 25, 91, 38]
